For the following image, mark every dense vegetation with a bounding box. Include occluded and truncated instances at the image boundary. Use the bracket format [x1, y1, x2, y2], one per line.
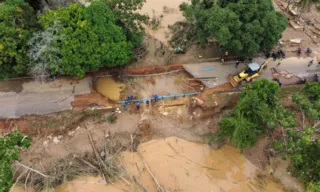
[101, 0, 149, 47]
[0, 0, 38, 79]
[0, 131, 32, 192]
[292, 82, 320, 120]
[275, 82, 320, 191]
[216, 80, 320, 190]
[176, 0, 288, 56]
[37, 2, 134, 77]
[215, 79, 296, 149]
[0, 0, 148, 79]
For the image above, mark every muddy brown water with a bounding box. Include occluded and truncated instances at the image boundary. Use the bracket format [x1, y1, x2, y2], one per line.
[95, 77, 125, 101]
[138, 0, 188, 46]
[11, 137, 284, 192]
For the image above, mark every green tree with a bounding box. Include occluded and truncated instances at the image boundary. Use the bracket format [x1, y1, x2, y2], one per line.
[0, 0, 37, 79]
[219, 111, 257, 149]
[273, 82, 320, 191]
[102, 0, 149, 47]
[0, 130, 32, 192]
[39, 2, 134, 77]
[292, 82, 320, 120]
[179, 0, 288, 56]
[215, 79, 296, 149]
[274, 127, 320, 191]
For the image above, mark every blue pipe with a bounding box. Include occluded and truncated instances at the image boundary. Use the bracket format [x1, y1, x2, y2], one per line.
[117, 92, 200, 104]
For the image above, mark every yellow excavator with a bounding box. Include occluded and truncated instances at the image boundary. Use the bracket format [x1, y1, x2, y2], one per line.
[228, 59, 271, 87]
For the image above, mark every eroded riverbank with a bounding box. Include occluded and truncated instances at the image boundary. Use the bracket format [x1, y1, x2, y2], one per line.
[11, 137, 284, 192]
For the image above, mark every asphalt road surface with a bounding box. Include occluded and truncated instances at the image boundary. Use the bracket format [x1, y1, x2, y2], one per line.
[0, 77, 92, 118]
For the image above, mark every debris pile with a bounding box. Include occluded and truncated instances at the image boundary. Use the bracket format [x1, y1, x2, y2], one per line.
[13, 132, 129, 191]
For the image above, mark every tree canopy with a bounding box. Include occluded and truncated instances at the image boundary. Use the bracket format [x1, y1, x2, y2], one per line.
[102, 0, 149, 47]
[274, 81, 320, 190]
[292, 82, 320, 120]
[274, 127, 320, 191]
[180, 0, 288, 56]
[38, 2, 134, 77]
[0, 0, 37, 79]
[0, 131, 32, 192]
[0, 0, 148, 79]
[215, 79, 296, 149]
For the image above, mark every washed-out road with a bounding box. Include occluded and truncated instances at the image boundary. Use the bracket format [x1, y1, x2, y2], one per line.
[184, 55, 320, 88]
[0, 55, 319, 118]
[0, 77, 92, 118]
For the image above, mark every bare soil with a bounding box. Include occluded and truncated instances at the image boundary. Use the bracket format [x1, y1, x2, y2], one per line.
[3, 76, 308, 192]
[3, 1, 319, 191]
[274, 1, 320, 54]
[0, 79, 26, 93]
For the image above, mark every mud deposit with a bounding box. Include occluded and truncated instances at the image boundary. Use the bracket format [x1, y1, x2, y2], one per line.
[95, 77, 125, 101]
[12, 137, 284, 192]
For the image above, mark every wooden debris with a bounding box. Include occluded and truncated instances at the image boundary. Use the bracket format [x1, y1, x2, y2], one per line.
[305, 29, 318, 43]
[192, 97, 204, 105]
[289, 20, 304, 30]
[144, 162, 165, 192]
[133, 176, 148, 192]
[289, 39, 302, 44]
[15, 161, 52, 178]
[310, 27, 320, 35]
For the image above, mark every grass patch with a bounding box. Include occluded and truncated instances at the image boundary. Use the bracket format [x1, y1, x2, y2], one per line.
[29, 119, 59, 129]
[107, 114, 117, 124]
[279, 85, 303, 98]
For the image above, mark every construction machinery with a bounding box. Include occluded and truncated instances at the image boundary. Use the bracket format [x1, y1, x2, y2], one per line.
[228, 59, 271, 87]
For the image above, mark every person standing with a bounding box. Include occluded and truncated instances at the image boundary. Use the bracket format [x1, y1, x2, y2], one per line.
[146, 100, 150, 106]
[308, 60, 314, 67]
[154, 94, 159, 102]
[235, 60, 240, 68]
[220, 56, 225, 63]
[277, 58, 282, 66]
[122, 103, 127, 111]
[306, 47, 312, 54]
[136, 102, 140, 110]
[272, 51, 277, 61]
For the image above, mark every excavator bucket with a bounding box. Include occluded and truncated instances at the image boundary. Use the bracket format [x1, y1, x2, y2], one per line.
[228, 75, 239, 87]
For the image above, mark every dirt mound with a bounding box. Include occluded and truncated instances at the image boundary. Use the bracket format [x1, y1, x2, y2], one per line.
[138, 114, 152, 141]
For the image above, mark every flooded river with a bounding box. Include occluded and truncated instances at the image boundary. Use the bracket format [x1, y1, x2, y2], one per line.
[11, 137, 284, 192]
[138, 0, 188, 46]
